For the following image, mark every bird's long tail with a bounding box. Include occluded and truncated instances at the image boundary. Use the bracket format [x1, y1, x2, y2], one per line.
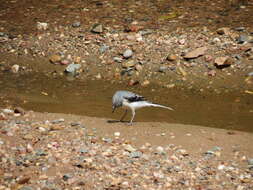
[144, 102, 174, 111]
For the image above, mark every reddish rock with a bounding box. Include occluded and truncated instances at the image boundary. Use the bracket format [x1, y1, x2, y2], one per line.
[214, 56, 234, 69]
[183, 47, 207, 59]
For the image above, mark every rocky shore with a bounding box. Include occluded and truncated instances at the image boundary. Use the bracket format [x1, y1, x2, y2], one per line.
[0, 1, 253, 93]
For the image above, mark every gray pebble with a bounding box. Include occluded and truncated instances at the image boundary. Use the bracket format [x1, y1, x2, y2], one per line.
[70, 122, 81, 127]
[123, 49, 133, 59]
[79, 148, 89, 154]
[0, 32, 6, 37]
[99, 45, 109, 53]
[237, 34, 249, 44]
[102, 137, 112, 143]
[211, 146, 221, 151]
[139, 29, 153, 36]
[2, 108, 13, 114]
[62, 174, 72, 181]
[158, 66, 168, 73]
[234, 54, 242, 60]
[72, 21, 81, 28]
[65, 64, 81, 73]
[247, 71, 253, 76]
[51, 118, 65, 124]
[129, 151, 142, 158]
[248, 158, 253, 165]
[35, 149, 47, 156]
[234, 27, 245, 32]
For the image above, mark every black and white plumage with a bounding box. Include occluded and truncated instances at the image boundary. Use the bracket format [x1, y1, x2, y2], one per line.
[112, 90, 173, 124]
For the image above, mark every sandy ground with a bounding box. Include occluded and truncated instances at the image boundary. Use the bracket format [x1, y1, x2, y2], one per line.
[26, 111, 253, 158]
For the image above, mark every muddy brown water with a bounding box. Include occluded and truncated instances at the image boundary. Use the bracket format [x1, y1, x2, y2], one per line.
[0, 72, 252, 132]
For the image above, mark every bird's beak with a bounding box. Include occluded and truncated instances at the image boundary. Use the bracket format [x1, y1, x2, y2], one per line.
[112, 107, 116, 113]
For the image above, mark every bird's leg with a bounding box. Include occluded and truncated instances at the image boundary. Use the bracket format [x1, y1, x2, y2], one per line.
[129, 109, 135, 125]
[120, 109, 128, 122]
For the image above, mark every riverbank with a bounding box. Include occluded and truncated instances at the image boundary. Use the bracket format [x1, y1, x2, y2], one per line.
[0, 109, 252, 189]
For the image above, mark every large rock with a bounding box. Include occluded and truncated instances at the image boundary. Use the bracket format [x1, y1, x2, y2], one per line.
[183, 47, 207, 59]
[214, 56, 234, 69]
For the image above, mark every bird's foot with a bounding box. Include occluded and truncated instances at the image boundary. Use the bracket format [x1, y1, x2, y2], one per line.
[126, 122, 133, 126]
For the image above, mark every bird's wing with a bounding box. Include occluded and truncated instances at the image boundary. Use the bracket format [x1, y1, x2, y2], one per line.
[124, 94, 146, 102]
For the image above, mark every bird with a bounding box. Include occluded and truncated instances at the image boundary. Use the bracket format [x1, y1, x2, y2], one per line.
[112, 90, 173, 125]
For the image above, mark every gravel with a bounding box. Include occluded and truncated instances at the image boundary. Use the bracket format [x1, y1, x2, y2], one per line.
[0, 111, 252, 190]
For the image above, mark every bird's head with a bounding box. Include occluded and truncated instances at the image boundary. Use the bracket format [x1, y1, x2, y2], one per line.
[112, 91, 126, 113]
[112, 105, 116, 113]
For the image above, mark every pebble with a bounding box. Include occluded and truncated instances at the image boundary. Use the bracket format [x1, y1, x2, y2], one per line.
[141, 80, 150, 86]
[91, 24, 103, 33]
[135, 64, 142, 71]
[72, 21, 81, 28]
[11, 64, 20, 73]
[123, 49, 133, 59]
[114, 132, 120, 137]
[247, 72, 253, 76]
[35, 149, 47, 156]
[237, 34, 249, 44]
[49, 54, 61, 64]
[218, 164, 225, 170]
[99, 44, 109, 53]
[128, 79, 139, 86]
[113, 57, 123, 63]
[95, 73, 102, 79]
[17, 176, 31, 184]
[63, 174, 72, 181]
[60, 59, 71, 65]
[14, 107, 25, 115]
[102, 137, 112, 143]
[139, 29, 153, 36]
[122, 60, 135, 68]
[65, 64, 81, 73]
[23, 134, 34, 140]
[2, 109, 13, 114]
[129, 151, 142, 158]
[208, 70, 216, 76]
[156, 146, 165, 154]
[0, 32, 6, 37]
[124, 144, 136, 152]
[166, 54, 178, 61]
[51, 118, 65, 124]
[37, 22, 48, 30]
[217, 27, 230, 35]
[158, 66, 167, 73]
[234, 27, 245, 32]
[248, 158, 253, 165]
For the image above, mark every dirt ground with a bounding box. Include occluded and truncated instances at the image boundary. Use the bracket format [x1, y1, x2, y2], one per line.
[0, 110, 253, 189]
[1, 0, 253, 35]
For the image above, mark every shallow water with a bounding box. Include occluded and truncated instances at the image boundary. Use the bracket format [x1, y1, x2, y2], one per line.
[0, 72, 252, 132]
